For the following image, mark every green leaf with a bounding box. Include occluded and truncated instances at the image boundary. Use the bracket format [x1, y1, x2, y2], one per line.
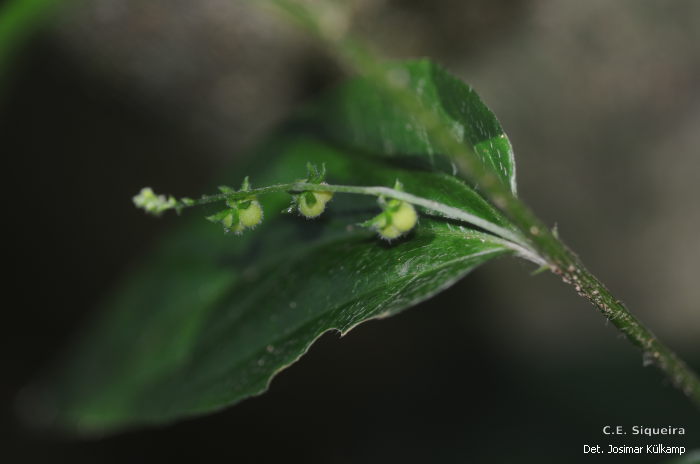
[306, 59, 518, 194]
[29, 60, 521, 434]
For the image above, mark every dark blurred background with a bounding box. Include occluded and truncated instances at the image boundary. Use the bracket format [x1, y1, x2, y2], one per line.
[2, 0, 699, 462]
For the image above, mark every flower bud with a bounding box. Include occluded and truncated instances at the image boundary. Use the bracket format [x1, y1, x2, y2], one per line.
[366, 198, 418, 241]
[390, 201, 417, 233]
[298, 186, 333, 218]
[239, 199, 263, 227]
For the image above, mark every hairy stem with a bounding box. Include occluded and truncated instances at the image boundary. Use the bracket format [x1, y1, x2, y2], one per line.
[259, 0, 700, 407]
[550, 249, 700, 407]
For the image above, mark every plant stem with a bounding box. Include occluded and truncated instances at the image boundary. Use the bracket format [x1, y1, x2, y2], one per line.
[259, 0, 700, 407]
[549, 245, 700, 407]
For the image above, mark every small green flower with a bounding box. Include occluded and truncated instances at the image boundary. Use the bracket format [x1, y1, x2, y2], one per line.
[298, 187, 333, 218]
[203, 177, 266, 234]
[239, 199, 264, 227]
[364, 181, 418, 240]
[291, 164, 334, 218]
[133, 187, 178, 215]
[371, 202, 417, 240]
[389, 200, 418, 233]
[208, 194, 264, 235]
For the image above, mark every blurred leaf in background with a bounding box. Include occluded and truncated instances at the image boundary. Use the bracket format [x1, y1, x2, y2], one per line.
[0, 0, 60, 88]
